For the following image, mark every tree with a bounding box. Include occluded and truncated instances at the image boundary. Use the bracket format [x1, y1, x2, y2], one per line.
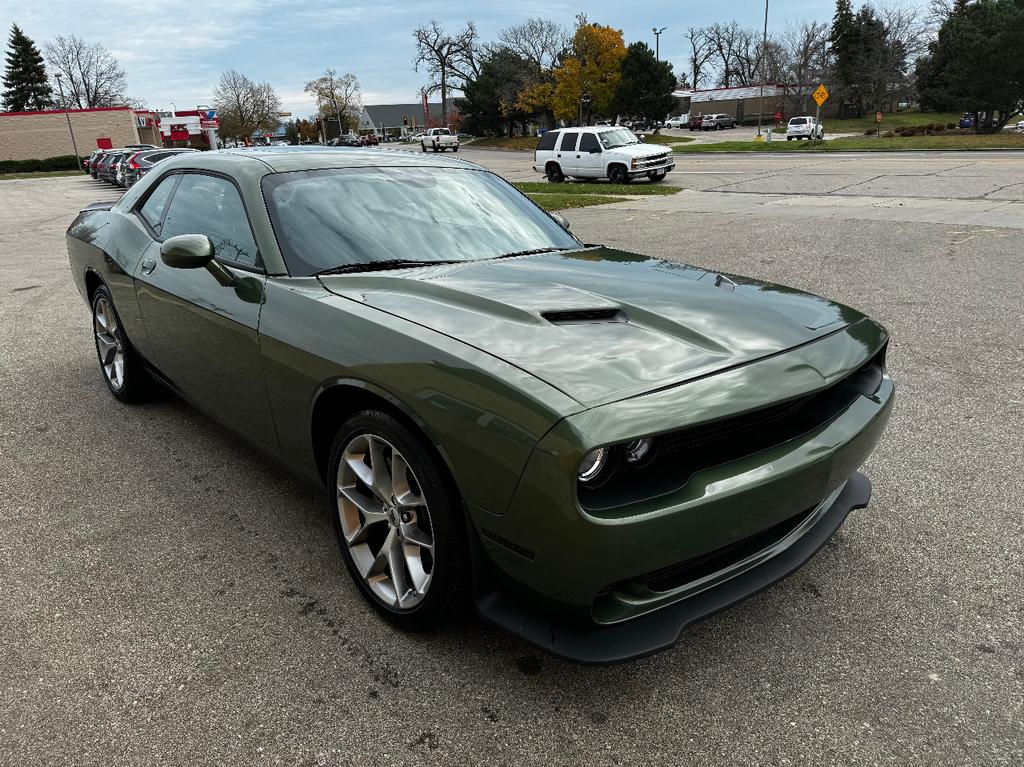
[782, 20, 830, 113]
[615, 42, 676, 122]
[684, 27, 715, 90]
[917, 0, 1024, 131]
[413, 20, 480, 126]
[212, 70, 281, 143]
[2, 24, 52, 111]
[44, 35, 128, 108]
[829, 0, 862, 112]
[304, 69, 361, 135]
[498, 18, 566, 76]
[458, 47, 531, 135]
[550, 17, 627, 124]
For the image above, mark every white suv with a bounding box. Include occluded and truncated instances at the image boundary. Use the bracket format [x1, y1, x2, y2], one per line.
[533, 126, 676, 184]
[786, 116, 824, 140]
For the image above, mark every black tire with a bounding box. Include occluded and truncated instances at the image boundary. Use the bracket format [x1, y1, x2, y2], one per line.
[787, 136, 793, 141]
[90, 284, 149, 403]
[647, 170, 666, 182]
[420, 143, 427, 152]
[327, 410, 468, 632]
[608, 165, 629, 185]
[546, 163, 565, 183]
[432, 143, 439, 152]
[452, 146, 459, 152]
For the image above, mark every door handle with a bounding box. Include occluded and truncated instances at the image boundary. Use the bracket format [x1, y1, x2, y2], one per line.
[556, 153, 561, 157]
[140, 258, 156, 275]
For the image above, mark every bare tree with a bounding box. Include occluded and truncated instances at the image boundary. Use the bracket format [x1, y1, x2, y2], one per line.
[684, 27, 715, 90]
[213, 70, 281, 144]
[413, 20, 480, 126]
[498, 17, 566, 76]
[304, 69, 361, 138]
[782, 20, 830, 112]
[44, 35, 128, 108]
[706, 22, 758, 87]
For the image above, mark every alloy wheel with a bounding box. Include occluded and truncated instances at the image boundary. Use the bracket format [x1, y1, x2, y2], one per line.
[93, 295, 125, 391]
[337, 433, 435, 610]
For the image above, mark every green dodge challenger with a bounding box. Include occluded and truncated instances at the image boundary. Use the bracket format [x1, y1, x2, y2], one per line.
[66, 148, 894, 663]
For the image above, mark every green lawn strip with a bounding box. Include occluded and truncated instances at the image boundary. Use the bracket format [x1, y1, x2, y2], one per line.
[526, 193, 630, 211]
[640, 134, 696, 146]
[673, 133, 1024, 153]
[515, 181, 679, 196]
[0, 170, 84, 180]
[825, 111, 963, 134]
[466, 136, 538, 150]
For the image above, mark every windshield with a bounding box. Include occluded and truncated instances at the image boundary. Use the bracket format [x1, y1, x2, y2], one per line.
[598, 129, 639, 149]
[790, 118, 807, 125]
[263, 167, 581, 276]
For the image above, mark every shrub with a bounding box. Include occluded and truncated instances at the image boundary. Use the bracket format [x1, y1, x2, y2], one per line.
[902, 128, 917, 137]
[0, 154, 87, 174]
[883, 131, 895, 138]
[947, 122, 956, 129]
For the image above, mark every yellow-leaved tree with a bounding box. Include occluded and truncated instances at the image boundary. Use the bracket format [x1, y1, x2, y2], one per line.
[550, 20, 626, 124]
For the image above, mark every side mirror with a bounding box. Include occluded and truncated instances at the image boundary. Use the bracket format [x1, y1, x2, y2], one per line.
[160, 234, 214, 269]
[552, 212, 570, 230]
[160, 234, 235, 287]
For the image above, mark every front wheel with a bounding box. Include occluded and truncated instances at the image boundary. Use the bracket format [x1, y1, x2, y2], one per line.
[647, 170, 667, 182]
[452, 146, 459, 152]
[420, 143, 427, 152]
[328, 411, 467, 631]
[608, 165, 629, 185]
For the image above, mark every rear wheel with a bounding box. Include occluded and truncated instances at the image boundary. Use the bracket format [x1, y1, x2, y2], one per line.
[91, 285, 149, 403]
[546, 163, 565, 183]
[328, 411, 467, 631]
[420, 143, 427, 152]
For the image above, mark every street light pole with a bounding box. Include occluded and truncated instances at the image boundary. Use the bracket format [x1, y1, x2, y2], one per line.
[54, 74, 82, 170]
[757, 0, 769, 137]
[652, 27, 667, 62]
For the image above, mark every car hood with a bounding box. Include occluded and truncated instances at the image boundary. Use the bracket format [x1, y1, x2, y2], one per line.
[608, 143, 670, 159]
[319, 248, 866, 408]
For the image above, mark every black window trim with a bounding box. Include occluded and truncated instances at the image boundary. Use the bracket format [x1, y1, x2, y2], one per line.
[132, 168, 265, 275]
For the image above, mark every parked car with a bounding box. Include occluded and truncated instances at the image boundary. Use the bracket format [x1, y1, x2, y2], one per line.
[421, 127, 459, 152]
[360, 133, 379, 146]
[665, 114, 690, 129]
[959, 113, 974, 129]
[96, 151, 129, 184]
[122, 148, 199, 187]
[89, 149, 118, 179]
[688, 115, 705, 131]
[1015, 120, 1024, 133]
[66, 147, 893, 663]
[534, 126, 675, 184]
[328, 134, 362, 147]
[702, 114, 737, 130]
[786, 116, 825, 140]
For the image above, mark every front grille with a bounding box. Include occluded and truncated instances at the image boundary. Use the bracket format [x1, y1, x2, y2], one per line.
[635, 152, 672, 168]
[578, 347, 885, 512]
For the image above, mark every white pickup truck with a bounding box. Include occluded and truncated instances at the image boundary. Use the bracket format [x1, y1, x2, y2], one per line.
[421, 128, 459, 153]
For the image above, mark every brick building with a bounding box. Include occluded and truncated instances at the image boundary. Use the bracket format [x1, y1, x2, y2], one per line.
[0, 106, 160, 162]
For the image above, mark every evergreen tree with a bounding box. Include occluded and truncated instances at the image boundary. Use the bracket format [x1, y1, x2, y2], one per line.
[829, 0, 861, 113]
[2, 24, 52, 112]
[614, 42, 677, 123]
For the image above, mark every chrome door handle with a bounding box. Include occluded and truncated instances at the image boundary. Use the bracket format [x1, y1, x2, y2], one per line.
[140, 258, 156, 275]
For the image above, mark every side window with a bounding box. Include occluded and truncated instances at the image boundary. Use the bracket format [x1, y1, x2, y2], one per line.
[558, 131, 579, 151]
[138, 174, 179, 235]
[161, 174, 260, 268]
[579, 133, 600, 152]
[536, 131, 559, 151]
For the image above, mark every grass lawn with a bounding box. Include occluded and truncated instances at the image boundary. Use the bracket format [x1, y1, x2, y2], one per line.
[672, 132, 1024, 153]
[639, 134, 696, 146]
[514, 181, 680, 196]
[0, 170, 83, 180]
[466, 136, 538, 150]
[825, 110, 963, 134]
[526, 193, 630, 211]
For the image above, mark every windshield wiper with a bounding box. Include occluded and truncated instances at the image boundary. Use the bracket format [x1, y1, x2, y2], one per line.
[314, 259, 463, 276]
[492, 247, 568, 260]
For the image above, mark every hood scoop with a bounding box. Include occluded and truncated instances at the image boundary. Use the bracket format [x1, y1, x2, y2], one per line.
[541, 308, 627, 325]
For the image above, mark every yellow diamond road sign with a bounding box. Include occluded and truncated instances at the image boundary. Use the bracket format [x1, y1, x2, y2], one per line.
[813, 84, 829, 107]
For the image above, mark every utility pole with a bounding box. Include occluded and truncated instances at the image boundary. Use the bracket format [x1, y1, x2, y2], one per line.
[54, 74, 82, 170]
[756, 0, 769, 137]
[652, 27, 667, 62]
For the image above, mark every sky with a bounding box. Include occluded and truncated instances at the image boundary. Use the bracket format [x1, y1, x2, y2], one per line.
[2, 0, 842, 116]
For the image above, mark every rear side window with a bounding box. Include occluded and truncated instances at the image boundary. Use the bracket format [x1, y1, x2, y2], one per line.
[161, 174, 260, 268]
[138, 174, 178, 234]
[790, 118, 807, 125]
[579, 133, 600, 152]
[536, 131, 559, 151]
[558, 132, 579, 151]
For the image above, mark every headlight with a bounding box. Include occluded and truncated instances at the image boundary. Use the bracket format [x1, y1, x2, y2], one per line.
[630, 158, 638, 169]
[624, 437, 654, 466]
[577, 447, 610, 484]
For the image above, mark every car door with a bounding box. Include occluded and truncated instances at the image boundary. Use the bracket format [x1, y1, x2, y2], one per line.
[131, 171, 279, 453]
[574, 132, 604, 178]
[555, 131, 579, 175]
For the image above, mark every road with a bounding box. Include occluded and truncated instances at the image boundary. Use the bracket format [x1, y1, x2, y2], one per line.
[1, 151, 1022, 766]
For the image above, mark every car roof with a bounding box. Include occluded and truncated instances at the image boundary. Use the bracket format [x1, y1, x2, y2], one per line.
[204, 146, 481, 173]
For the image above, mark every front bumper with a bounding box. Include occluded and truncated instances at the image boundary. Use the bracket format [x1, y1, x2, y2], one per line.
[628, 160, 675, 178]
[477, 471, 872, 664]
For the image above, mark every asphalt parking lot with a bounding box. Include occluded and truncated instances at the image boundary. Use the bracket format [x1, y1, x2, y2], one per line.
[1, 151, 1022, 766]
